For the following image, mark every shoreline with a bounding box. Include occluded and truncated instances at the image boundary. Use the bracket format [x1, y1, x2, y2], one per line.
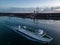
[0, 13, 60, 20]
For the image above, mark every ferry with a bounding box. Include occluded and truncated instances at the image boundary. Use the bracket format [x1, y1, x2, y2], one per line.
[7, 24, 53, 44]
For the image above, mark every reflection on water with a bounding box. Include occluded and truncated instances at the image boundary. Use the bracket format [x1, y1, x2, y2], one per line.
[0, 16, 60, 45]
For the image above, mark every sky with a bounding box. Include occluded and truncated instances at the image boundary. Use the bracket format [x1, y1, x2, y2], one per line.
[0, 0, 60, 8]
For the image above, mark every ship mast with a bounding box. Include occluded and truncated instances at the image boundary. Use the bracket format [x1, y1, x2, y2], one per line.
[33, 7, 39, 24]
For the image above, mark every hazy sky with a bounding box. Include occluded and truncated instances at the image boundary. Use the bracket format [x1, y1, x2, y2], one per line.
[0, 0, 60, 8]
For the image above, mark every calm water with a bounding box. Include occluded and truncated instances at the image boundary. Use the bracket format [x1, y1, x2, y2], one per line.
[0, 16, 60, 45]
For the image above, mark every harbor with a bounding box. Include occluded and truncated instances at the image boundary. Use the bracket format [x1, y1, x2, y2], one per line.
[0, 0, 60, 45]
[0, 16, 60, 45]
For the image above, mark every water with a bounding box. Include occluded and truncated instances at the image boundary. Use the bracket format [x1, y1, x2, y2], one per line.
[0, 16, 60, 45]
